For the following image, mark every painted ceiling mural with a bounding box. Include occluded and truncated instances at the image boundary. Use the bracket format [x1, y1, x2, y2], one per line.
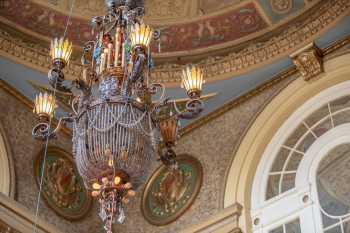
[0, 0, 321, 55]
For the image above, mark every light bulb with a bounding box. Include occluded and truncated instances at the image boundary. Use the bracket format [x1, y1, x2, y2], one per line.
[130, 23, 153, 49]
[124, 182, 132, 189]
[108, 158, 114, 167]
[50, 37, 73, 65]
[92, 182, 101, 190]
[122, 197, 130, 204]
[181, 65, 204, 99]
[127, 190, 136, 197]
[102, 177, 109, 185]
[91, 191, 100, 197]
[114, 176, 121, 185]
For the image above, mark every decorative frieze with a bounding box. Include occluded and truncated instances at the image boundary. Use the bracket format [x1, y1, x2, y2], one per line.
[290, 43, 323, 81]
[0, 0, 349, 85]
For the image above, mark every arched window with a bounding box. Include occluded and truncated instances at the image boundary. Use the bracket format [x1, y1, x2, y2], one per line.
[316, 144, 350, 233]
[0, 125, 14, 197]
[251, 81, 350, 233]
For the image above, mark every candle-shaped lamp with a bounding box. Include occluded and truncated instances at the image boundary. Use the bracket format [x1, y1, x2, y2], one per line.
[33, 92, 57, 121]
[181, 65, 204, 99]
[50, 37, 73, 69]
[130, 23, 153, 50]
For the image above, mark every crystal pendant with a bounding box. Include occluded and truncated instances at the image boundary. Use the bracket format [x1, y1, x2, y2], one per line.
[117, 204, 126, 224]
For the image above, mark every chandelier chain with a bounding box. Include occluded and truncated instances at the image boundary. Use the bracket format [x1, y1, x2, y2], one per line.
[32, 78, 58, 233]
[32, 0, 76, 232]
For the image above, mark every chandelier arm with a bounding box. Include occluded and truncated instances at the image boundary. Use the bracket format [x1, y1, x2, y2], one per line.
[48, 68, 71, 93]
[148, 83, 166, 107]
[32, 115, 75, 141]
[178, 99, 204, 119]
[71, 96, 80, 116]
[51, 116, 75, 135]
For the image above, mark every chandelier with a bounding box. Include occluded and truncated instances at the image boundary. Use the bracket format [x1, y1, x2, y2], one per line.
[31, 0, 205, 232]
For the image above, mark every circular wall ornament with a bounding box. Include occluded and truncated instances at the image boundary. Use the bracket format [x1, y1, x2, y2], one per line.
[34, 147, 92, 220]
[141, 154, 203, 225]
[270, 0, 293, 14]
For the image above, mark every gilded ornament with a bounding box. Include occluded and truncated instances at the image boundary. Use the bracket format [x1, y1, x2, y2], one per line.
[34, 147, 92, 220]
[142, 154, 203, 225]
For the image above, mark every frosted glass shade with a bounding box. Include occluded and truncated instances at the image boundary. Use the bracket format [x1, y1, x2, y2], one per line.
[50, 37, 73, 65]
[33, 92, 56, 118]
[130, 23, 153, 49]
[181, 65, 204, 98]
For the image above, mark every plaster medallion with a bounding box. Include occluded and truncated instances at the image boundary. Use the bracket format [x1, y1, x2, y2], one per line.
[270, 0, 293, 14]
[34, 147, 92, 220]
[142, 154, 203, 225]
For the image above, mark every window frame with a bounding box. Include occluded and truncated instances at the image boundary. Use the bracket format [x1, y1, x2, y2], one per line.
[251, 81, 350, 233]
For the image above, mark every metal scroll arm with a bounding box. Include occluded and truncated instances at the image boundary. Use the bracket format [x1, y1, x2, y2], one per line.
[157, 98, 204, 120]
[32, 115, 74, 141]
[48, 68, 71, 93]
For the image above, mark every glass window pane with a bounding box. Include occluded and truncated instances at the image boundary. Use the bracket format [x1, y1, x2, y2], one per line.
[285, 219, 301, 233]
[269, 226, 283, 233]
[332, 109, 350, 126]
[284, 124, 308, 148]
[266, 174, 281, 200]
[271, 148, 291, 172]
[305, 104, 330, 126]
[330, 95, 350, 113]
[321, 211, 340, 228]
[281, 173, 296, 193]
[286, 152, 303, 171]
[313, 118, 333, 137]
[317, 144, 350, 217]
[324, 225, 342, 233]
[296, 132, 316, 153]
[343, 219, 350, 233]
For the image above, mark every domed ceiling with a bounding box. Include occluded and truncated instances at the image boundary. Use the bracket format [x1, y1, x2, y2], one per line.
[0, 0, 322, 58]
[0, 0, 349, 129]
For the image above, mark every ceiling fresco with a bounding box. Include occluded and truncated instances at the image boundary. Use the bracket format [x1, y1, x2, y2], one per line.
[0, 0, 322, 56]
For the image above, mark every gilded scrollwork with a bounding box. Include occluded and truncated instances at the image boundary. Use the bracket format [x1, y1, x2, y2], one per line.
[290, 43, 323, 81]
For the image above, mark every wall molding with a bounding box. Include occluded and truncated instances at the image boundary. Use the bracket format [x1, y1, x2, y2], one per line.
[0, 193, 64, 233]
[223, 51, 350, 233]
[180, 203, 243, 233]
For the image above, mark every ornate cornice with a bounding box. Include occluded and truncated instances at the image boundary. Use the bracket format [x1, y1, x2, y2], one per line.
[0, 0, 349, 86]
[151, 0, 350, 84]
[181, 67, 298, 136]
[0, 35, 349, 138]
[290, 43, 323, 81]
[181, 35, 350, 136]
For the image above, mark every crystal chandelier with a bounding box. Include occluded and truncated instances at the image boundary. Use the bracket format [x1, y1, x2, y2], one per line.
[32, 0, 205, 232]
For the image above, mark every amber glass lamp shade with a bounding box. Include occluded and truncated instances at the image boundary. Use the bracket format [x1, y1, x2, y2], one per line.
[50, 37, 73, 67]
[33, 92, 56, 120]
[181, 65, 204, 99]
[130, 23, 153, 50]
[159, 117, 178, 147]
